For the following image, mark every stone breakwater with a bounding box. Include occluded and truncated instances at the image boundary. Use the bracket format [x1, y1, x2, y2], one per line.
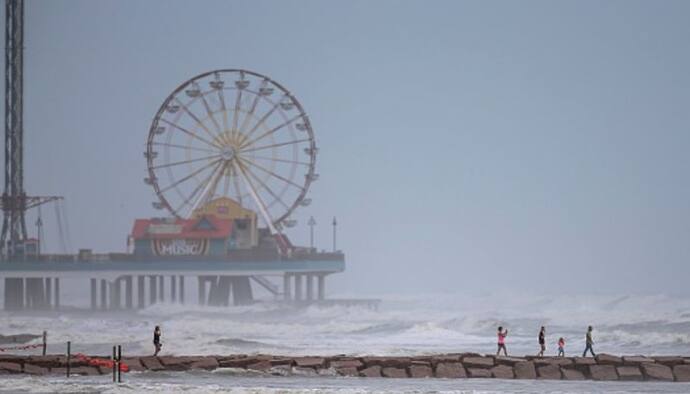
[1, 353, 690, 382]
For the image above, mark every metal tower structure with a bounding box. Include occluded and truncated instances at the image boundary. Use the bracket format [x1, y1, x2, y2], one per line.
[1, 0, 61, 259]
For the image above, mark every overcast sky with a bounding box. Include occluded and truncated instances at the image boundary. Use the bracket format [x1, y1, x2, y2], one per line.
[4, 0, 690, 295]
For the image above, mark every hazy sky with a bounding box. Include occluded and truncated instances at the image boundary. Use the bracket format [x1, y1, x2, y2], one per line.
[4, 0, 690, 295]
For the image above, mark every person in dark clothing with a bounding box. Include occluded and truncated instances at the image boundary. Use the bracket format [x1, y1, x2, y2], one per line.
[153, 325, 162, 356]
[583, 325, 596, 357]
[537, 326, 546, 357]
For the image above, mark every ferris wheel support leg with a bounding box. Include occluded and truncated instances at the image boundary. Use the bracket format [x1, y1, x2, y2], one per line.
[234, 161, 291, 255]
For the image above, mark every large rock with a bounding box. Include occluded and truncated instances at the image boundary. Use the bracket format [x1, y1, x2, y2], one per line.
[409, 364, 433, 378]
[673, 364, 690, 382]
[561, 368, 585, 380]
[121, 358, 145, 372]
[622, 356, 655, 366]
[572, 357, 596, 366]
[246, 360, 273, 371]
[537, 364, 561, 380]
[268, 358, 293, 366]
[514, 362, 537, 379]
[616, 366, 643, 381]
[0, 362, 22, 374]
[467, 368, 492, 378]
[535, 357, 572, 367]
[294, 357, 325, 368]
[49, 367, 67, 376]
[359, 365, 382, 377]
[140, 356, 164, 371]
[654, 356, 686, 367]
[329, 359, 363, 369]
[572, 357, 596, 374]
[158, 356, 191, 371]
[640, 363, 674, 381]
[382, 367, 408, 378]
[463, 357, 494, 368]
[595, 354, 622, 365]
[589, 365, 618, 381]
[23, 364, 48, 375]
[430, 355, 461, 367]
[219, 357, 259, 368]
[362, 357, 409, 368]
[336, 367, 359, 376]
[435, 362, 466, 378]
[26, 356, 61, 368]
[491, 365, 514, 379]
[189, 357, 219, 370]
[495, 356, 526, 366]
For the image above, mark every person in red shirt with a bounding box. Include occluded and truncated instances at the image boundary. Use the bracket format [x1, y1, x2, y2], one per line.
[496, 326, 508, 356]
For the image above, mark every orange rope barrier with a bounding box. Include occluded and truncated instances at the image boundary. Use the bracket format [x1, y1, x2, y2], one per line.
[75, 353, 129, 372]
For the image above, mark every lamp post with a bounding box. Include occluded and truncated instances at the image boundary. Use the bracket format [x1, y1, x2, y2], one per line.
[308, 216, 316, 250]
[332, 217, 337, 252]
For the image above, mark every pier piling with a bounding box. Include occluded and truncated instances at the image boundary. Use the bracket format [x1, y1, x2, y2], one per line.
[125, 276, 133, 309]
[137, 276, 145, 309]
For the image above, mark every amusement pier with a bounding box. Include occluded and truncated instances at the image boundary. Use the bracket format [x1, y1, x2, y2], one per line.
[0, 0, 358, 311]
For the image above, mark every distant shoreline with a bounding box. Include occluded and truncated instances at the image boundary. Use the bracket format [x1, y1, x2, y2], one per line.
[1, 353, 689, 382]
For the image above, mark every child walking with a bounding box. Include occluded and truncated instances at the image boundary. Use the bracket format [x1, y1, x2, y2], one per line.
[557, 337, 565, 357]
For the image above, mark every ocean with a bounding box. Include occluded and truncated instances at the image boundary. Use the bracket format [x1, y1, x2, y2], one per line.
[1, 290, 690, 393]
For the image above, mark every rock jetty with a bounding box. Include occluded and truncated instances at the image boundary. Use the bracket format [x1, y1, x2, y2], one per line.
[1, 353, 690, 382]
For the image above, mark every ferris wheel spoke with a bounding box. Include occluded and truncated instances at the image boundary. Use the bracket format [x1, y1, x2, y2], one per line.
[242, 102, 280, 141]
[241, 113, 304, 149]
[159, 118, 222, 149]
[159, 158, 222, 193]
[241, 138, 312, 154]
[174, 160, 223, 214]
[231, 162, 244, 205]
[199, 92, 223, 135]
[235, 160, 280, 234]
[238, 156, 304, 191]
[175, 99, 218, 142]
[252, 156, 311, 166]
[191, 160, 226, 212]
[151, 142, 218, 154]
[218, 88, 229, 133]
[238, 160, 290, 209]
[151, 154, 222, 170]
[237, 83, 264, 135]
[232, 88, 242, 133]
[222, 167, 231, 198]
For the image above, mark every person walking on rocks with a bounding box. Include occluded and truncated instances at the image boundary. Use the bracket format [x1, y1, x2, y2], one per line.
[496, 326, 508, 356]
[557, 337, 565, 357]
[582, 326, 596, 357]
[153, 325, 162, 356]
[537, 326, 546, 357]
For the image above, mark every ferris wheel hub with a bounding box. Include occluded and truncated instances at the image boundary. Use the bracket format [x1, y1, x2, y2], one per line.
[221, 146, 236, 161]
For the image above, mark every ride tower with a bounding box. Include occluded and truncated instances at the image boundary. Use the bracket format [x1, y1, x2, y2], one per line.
[1, 0, 62, 259]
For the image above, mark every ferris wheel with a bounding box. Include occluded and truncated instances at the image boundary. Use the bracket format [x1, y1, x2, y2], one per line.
[144, 69, 318, 232]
